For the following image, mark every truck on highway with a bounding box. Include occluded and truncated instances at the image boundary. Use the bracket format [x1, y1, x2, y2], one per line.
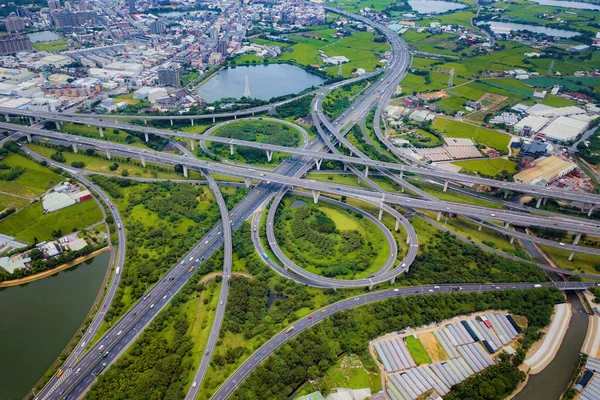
[115, 267, 120, 274]
[262, 252, 269, 261]
[533, 284, 542, 288]
[57, 369, 64, 378]
[188, 265, 195, 273]
[93, 363, 107, 376]
[284, 326, 295, 334]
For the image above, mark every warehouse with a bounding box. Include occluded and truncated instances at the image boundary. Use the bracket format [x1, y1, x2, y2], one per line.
[540, 116, 589, 143]
[514, 115, 550, 135]
[514, 156, 577, 186]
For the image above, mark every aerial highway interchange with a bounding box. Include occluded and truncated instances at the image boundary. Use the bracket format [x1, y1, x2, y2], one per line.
[2, 7, 599, 400]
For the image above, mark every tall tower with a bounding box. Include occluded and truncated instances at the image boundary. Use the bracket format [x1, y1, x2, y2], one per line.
[243, 74, 251, 98]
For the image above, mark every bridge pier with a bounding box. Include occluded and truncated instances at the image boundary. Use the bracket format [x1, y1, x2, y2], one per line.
[510, 236, 514, 244]
[588, 205, 596, 217]
[72, 143, 78, 153]
[390, 276, 395, 284]
[28, 117, 34, 125]
[114, 119, 118, 125]
[213, 117, 216, 123]
[436, 211, 441, 222]
[190, 140, 195, 151]
[343, 164, 348, 171]
[266, 150, 273, 162]
[478, 221, 482, 231]
[170, 118, 173, 126]
[399, 171, 403, 179]
[144, 132, 149, 142]
[311, 190, 320, 204]
[395, 219, 399, 232]
[378, 207, 383, 221]
[314, 159, 322, 170]
[230, 143, 234, 156]
[357, 176, 361, 184]
[105, 149, 111, 160]
[55, 120, 61, 129]
[505, 222, 510, 229]
[369, 284, 373, 290]
[26, 134, 32, 143]
[4, 114, 9, 122]
[99, 126, 104, 138]
[234, 115, 237, 120]
[244, 177, 251, 188]
[406, 235, 410, 244]
[573, 233, 582, 245]
[144, 119, 147, 125]
[183, 165, 188, 178]
[190, 119, 194, 126]
[535, 197, 543, 208]
[140, 155, 146, 167]
[504, 191, 508, 199]
[543, 197, 548, 206]
[568, 252, 575, 261]
[443, 180, 448, 192]
[365, 165, 369, 177]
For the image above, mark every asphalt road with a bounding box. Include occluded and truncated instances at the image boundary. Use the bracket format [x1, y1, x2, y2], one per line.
[211, 281, 595, 400]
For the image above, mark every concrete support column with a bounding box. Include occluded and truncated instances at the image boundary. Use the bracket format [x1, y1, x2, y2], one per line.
[365, 165, 369, 177]
[183, 165, 188, 178]
[478, 221, 482, 231]
[505, 222, 510, 229]
[99, 126, 104, 138]
[28, 117, 34, 125]
[400, 186, 404, 193]
[191, 119, 194, 126]
[266, 150, 273, 162]
[315, 159, 322, 170]
[106, 149, 111, 160]
[212, 117, 216, 123]
[406, 235, 410, 244]
[357, 176, 361, 184]
[26, 134, 32, 143]
[573, 233, 582, 246]
[244, 177, 251, 188]
[190, 140, 195, 151]
[504, 191, 508, 199]
[229, 143, 234, 156]
[144, 119, 147, 125]
[144, 132, 149, 142]
[536, 197, 543, 208]
[588, 205, 596, 217]
[4, 114, 9, 122]
[543, 197, 548, 206]
[72, 143, 78, 153]
[443, 180, 448, 192]
[55, 120, 61, 129]
[312, 190, 320, 204]
[395, 219, 399, 232]
[510, 236, 515, 244]
[170, 118, 173, 126]
[378, 207, 383, 221]
[234, 115, 237, 120]
[568, 252, 575, 261]
[390, 276, 396, 284]
[141, 155, 146, 167]
[399, 171, 404, 179]
[436, 211, 441, 222]
[369, 284, 373, 290]
[114, 119, 118, 125]
[343, 164, 348, 171]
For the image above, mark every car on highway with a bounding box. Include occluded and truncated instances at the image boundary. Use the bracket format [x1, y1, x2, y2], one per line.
[308, 315, 312, 320]
[150, 303, 155, 308]
[321, 308, 327, 313]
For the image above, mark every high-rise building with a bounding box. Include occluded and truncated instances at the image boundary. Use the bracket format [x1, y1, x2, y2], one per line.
[149, 20, 166, 35]
[0, 34, 32, 55]
[158, 68, 180, 87]
[52, 11, 99, 29]
[48, 0, 61, 12]
[217, 39, 228, 56]
[127, 0, 136, 14]
[209, 28, 219, 41]
[4, 17, 26, 33]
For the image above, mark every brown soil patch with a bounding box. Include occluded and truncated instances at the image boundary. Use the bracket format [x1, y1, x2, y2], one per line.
[418, 332, 449, 363]
[419, 90, 449, 101]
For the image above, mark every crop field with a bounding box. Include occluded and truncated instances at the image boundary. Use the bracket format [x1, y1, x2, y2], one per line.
[402, 30, 477, 57]
[433, 118, 510, 151]
[405, 336, 432, 365]
[0, 193, 29, 211]
[524, 76, 600, 92]
[0, 154, 64, 198]
[328, 0, 394, 12]
[435, 80, 527, 115]
[453, 158, 517, 176]
[400, 71, 467, 95]
[32, 41, 68, 52]
[417, 332, 449, 363]
[0, 199, 103, 243]
[420, 10, 478, 27]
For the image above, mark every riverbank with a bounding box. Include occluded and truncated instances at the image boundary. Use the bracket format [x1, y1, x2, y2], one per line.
[523, 302, 572, 374]
[581, 291, 600, 358]
[0, 246, 109, 288]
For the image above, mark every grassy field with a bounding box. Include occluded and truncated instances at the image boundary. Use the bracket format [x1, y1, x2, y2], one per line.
[402, 30, 477, 57]
[433, 118, 511, 151]
[113, 93, 141, 106]
[408, 179, 504, 209]
[0, 199, 103, 243]
[400, 71, 467, 95]
[0, 193, 29, 211]
[0, 153, 64, 198]
[60, 121, 148, 148]
[27, 143, 202, 180]
[452, 158, 517, 176]
[32, 41, 67, 52]
[405, 335, 432, 365]
[540, 245, 600, 275]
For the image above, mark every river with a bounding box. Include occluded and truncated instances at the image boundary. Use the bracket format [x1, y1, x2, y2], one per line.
[530, 0, 600, 10]
[197, 64, 326, 103]
[408, 0, 466, 14]
[0, 252, 110, 400]
[515, 235, 589, 399]
[477, 21, 580, 38]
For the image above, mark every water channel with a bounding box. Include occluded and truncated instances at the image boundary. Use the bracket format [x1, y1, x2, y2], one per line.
[514, 236, 589, 399]
[477, 21, 580, 38]
[530, 0, 600, 11]
[0, 252, 110, 400]
[408, 0, 466, 14]
[197, 64, 326, 103]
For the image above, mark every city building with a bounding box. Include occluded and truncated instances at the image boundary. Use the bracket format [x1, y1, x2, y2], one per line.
[149, 20, 166, 35]
[3, 17, 26, 33]
[217, 39, 228, 56]
[514, 155, 577, 186]
[52, 11, 99, 29]
[208, 52, 222, 65]
[48, 0, 61, 12]
[540, 116, 589, 143]
[158, 68, 180, 87]
[127, 0, 136, 14]
[519, 141, 550, 164]
[0, 34, 32, 55]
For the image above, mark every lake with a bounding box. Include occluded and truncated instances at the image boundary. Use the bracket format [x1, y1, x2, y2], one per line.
[530, 0, 600, 10]
[27, 31, 62, 43]
[197, 64, 326, 103]
[0, 252, 110, 400]
[408, 0, 466, 14]
[477, 21, 580, 38]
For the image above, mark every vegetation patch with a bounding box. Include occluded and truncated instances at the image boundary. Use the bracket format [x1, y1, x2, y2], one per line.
[432, 118, 510, 152]
[405, 335, 432, 365]
[453, 158, 517, 177]
[32, 40, 68, 52]
[0, 152, 63, 197]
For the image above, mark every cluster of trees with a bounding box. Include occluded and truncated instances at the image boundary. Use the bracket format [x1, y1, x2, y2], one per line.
[398, 231, 547, 286]
[71, 161, 85, 168]
[529, 226, 567, 241]
[577, 126, 600, 166]
[275, 95, 314, 119]
[0, 164, 25, 181]
[348, 125, 396, 164]
[50, 152, 66, 163]
[231, 289, 563, 399]
[145, 183, 203, 222]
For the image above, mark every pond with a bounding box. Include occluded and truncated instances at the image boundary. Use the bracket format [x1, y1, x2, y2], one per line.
[197, 64, 326, 103]
[0, 252, 110, 400]
[477, 21, 580, 38]
[27, 31, 62, 43]
[530, 0, 600, 10]
[408, 0, 466, 14]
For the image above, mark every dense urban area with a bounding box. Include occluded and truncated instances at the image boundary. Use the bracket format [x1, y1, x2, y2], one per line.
[0, 0, 600, 399]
